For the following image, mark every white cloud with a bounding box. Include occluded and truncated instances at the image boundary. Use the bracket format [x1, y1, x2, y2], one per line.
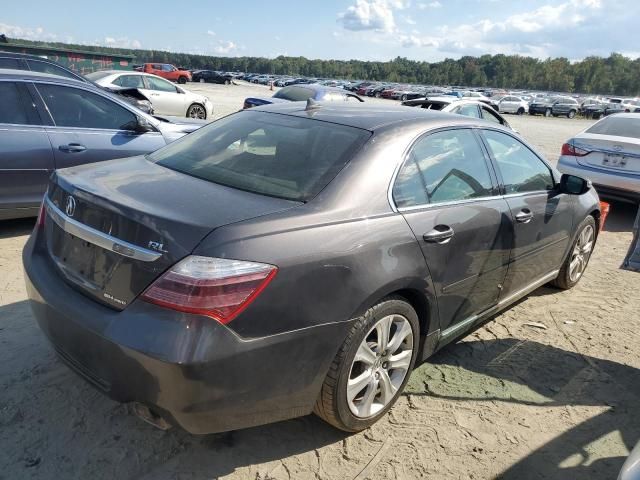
[402, 15, 416, 25]
[0, 22, 57, 41]
[338, 0, 409, 33]
[100, 36, 142, 49]
[207, 30, 216, 36]
[214, 40, 238, 54]
[418, 1, 442, 9]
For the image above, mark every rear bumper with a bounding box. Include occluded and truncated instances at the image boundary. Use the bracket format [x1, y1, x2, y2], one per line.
[23, 233, 350, 434]
[558, 156, 640, 203]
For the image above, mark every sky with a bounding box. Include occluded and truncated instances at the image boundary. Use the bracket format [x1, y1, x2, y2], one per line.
[1, 0, 639, 62]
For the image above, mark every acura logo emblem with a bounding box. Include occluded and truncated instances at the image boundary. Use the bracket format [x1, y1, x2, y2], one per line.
[65, 196, 77, 217]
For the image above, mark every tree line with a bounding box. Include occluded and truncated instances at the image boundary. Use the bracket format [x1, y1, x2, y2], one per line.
[7, 37, 640, 96]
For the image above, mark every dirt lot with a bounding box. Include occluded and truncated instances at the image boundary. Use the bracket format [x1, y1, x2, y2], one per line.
[1, 82, 639, 480]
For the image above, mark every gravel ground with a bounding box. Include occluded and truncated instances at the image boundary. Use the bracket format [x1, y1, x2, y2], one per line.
[0, 81, 639, 480]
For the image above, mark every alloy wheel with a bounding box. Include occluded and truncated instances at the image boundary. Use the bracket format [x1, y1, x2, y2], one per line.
[188, 104, 206, 119]
[347, 314, 413, 418]
[569, 225, 594, 282]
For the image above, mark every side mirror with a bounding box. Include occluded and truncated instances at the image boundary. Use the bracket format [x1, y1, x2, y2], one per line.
[176, 87, 185, 94]
[560, 173, 591, 195]
[123, 117, 155, 133]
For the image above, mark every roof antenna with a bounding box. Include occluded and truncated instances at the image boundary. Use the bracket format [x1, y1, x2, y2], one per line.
[305, 98, 322, 111]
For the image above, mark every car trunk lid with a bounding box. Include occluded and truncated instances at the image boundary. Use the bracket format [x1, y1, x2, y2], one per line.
[44, 156, 299, 310]
[574, 134, 640, 175]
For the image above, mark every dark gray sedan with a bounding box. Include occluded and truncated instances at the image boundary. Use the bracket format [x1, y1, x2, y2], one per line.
[23, 102, 601, 434]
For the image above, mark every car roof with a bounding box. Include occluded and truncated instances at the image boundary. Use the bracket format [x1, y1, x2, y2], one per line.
[281, 83, 347, 94]
[251, 101, 494, 131]
[0, 68, 89, 85]
[0, 50, 57, 61]
[88, 69, 145, 76]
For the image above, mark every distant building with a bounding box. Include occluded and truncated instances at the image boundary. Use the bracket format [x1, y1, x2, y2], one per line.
[0, 41, 134, 74]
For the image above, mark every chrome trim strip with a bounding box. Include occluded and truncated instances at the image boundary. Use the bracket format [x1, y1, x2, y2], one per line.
[440, 269, 559, 341]
[45, 197, 161, 262]
[397, 195, 504, 213]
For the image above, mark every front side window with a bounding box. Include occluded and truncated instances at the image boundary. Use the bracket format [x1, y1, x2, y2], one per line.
[0, 82, 33, 125]
[36, 84, 136, 130]
[26, 60, 80, 81]
[482, 130, 554, 194]
[456, 104, 481, 118]
[393, 129, 494, 208]
[150, 111, 370, 202]
[146, 76, 178, 92]
[162, 64, 173, 72]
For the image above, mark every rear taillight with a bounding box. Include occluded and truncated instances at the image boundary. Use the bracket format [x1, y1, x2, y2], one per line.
[141, 256, 277, 324]
[37, 198, 46, 227]
[599, 201, 610, 231]
[561, 142, 590, 157]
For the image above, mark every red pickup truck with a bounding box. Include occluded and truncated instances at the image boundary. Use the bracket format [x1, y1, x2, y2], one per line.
[141, 63, 191, 84]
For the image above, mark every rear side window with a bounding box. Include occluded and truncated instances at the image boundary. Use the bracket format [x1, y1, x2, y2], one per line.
[115, 75, 145, 88]
[36, 84, 136, 130]
[0, 57, 21, 69]
[393, 129, 494, 208]
[481, 107, 503, 124]
[150, 111, 370, 202]
[586, 116, 640, 139]
[0, 82, 33, 125]
[482, 130, 554, 193]
[26, 60, 81, 81]
[273, 86, 315, 101]
[455, 104, 481, 118]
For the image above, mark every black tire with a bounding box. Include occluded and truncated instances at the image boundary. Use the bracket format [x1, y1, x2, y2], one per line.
[314, 297, 419, 432]
[186, 103, 207, 120]
[568, 109, 576, 119]
[401, 94, 407, 101]
[544, 108, 552, 117]
[225, 79, 230, 85]
[551, 216, 596, 290]
[178, 76, 187, 84]
[517, 107, 525, 115]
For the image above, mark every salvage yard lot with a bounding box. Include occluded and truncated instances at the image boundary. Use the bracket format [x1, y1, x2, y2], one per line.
[1, 82, 639, 480]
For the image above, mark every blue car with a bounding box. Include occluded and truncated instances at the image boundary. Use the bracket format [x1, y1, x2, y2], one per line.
[243, 84, 363, 109]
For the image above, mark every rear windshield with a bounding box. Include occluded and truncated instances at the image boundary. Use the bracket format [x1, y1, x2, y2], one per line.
[149, 111, 371, 202]
[273, 86, 315, 101]
[586, 116, 640, 139]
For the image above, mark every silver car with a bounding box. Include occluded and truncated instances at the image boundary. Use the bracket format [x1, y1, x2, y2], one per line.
[558, 113, 640, 203]
[619, 441, 640, 480]
[494, 95, 530, 115]
[0, 69, 206, 220]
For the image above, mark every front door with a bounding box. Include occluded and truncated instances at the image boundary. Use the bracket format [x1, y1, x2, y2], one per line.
[34, 83, 166, 170]
[0, 81, 54, 215]
[141, 76, 185, 116]
[479, 129, 574, 295]
[392, 128, 513, 332]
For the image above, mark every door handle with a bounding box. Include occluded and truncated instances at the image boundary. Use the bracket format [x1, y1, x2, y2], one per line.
[59, 143, 87, 153]
[515, 209, 534, 223]
[423, 225, 455, 244]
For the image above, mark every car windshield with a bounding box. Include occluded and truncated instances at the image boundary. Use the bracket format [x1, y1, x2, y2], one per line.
[586, 116, 640, 139]
[149, 111, 371, 202]
[273, 86, 316, 101]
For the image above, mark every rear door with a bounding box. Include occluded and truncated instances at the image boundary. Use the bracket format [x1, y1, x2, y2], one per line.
[33, 82, 166, 170]
[392, 128, 513, 332]
[479, 129, 574, 295]
[0, 80, 54, 216]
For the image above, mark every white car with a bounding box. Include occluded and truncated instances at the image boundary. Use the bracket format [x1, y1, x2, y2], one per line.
[558, 113, 640, 203]
[87, 70, 214, 120]
[494, 95, 530, 115]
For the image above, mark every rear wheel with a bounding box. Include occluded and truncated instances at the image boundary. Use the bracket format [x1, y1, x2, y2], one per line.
[178, 76, 187, 84]
[517, 107, 525, 115]
[568, 109, 576, 119]
[551, 216, 596, 289]
[186, 103, 206, 119]
[544, 108, 552, 117]
[225, 79, 231, 85]
[314, 297, 418, 432]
